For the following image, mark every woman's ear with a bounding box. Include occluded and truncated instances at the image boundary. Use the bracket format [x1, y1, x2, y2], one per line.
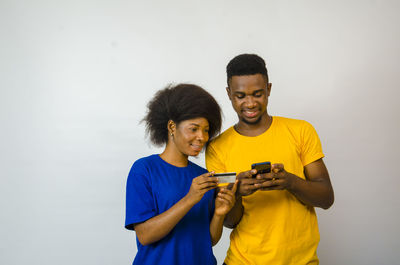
[167, 120, 176, 137]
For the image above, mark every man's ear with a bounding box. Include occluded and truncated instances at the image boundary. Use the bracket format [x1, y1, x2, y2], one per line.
[266, 83, 272, 97]
[226, 87, 232, 101]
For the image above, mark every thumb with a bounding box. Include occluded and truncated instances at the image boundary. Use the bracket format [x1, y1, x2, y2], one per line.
[231, 179, 239, 194]
[272, 163, 284, 173]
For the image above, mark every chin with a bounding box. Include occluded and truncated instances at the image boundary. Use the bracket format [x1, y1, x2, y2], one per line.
[241, 116, 262, 125]
[184, 150, 200, 157]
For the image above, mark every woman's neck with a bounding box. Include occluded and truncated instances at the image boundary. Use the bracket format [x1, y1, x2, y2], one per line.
[160, 143, 189, 167]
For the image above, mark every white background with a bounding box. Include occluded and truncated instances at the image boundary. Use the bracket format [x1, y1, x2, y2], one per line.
[1, 1, 399, 264]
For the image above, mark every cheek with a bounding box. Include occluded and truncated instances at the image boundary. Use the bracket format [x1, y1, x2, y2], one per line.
[232, 99, 242, 109]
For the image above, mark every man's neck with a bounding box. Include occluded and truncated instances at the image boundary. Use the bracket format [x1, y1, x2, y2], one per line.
[234, 114, 272, 137]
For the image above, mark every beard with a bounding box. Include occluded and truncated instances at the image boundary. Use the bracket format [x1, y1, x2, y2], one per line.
[240, 115, 263, 125]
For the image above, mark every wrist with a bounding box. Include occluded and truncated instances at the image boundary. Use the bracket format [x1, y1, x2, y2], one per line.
[213, 211, 226, 219]
[287, 173, 301, 192]
[182, 194, 198, 207]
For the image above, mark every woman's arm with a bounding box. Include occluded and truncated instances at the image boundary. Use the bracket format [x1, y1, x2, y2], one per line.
[135, 172, 218, 246]
[209, 181, 238, 245]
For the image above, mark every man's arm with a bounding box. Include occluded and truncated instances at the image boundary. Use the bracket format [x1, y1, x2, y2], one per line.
[255, 159, 334, 209]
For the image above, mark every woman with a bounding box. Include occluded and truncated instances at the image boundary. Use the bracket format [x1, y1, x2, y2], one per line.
[125, 84, 237, 265]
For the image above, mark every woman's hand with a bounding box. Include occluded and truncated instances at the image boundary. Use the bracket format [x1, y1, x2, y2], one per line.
[214, 180, 239, 216]
[186, 172, 218, 205]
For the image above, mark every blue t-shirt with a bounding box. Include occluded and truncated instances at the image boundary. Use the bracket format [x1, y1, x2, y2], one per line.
[125, 154, 217, 265]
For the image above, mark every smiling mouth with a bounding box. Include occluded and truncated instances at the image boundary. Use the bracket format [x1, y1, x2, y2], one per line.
[190, 144, 203, 152]
[243, 110, 259, 118]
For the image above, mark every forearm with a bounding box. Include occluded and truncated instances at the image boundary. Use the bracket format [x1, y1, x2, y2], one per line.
[288, 175, 334, 209]
[134, 195, 196, 245]
[210, 213, 225, 246]
[223, 195, 243, 228]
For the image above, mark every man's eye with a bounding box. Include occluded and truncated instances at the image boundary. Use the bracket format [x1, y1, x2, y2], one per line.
[236, 94, 245, 99]
[254, 92, 263, 97]
[190, 127, 197, 132]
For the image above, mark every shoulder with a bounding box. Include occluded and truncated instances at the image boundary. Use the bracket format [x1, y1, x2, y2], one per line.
[129, 154, 160, 177]
[275, 116, 310, 126]
[188, 160, 208, 174]
[208, 126, 236, 150]
[274, 116, 316, 132]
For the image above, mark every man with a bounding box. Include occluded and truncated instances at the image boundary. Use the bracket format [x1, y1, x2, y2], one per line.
[206, 54, 334, 265]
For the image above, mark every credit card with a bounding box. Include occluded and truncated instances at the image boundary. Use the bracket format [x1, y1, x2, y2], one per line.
[214, 172, 236, 186]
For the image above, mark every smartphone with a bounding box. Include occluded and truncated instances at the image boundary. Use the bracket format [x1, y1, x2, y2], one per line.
[251, 162, 271, 178]
[214, 172, 236, 187]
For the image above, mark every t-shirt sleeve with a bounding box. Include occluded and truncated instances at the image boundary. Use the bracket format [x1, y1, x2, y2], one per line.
[205, 143, 226, 173]
[125, 161, 156, 230]
[300, 121, 325, 166]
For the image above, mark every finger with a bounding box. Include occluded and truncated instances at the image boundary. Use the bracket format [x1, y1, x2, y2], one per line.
[197, 172, 214, 181]
[254, 179, 273, 188]
[196, 175, 218, 184]
[255, 179, 282, 189]
[216, 196, 230, 205]
[256, 172, 273, 180]
[217, 192, 234, 202]
[259, 179, 285, 190]
[218, 187, 235, 197]
[238, 169, 257, 179]
[241, 178, 264, 186]
[245, 183, 260, 192]
[216, 195, 234, 205]
[197, 181, 218, 190]
[272, 163, 284, 173]
[196, 186, 218, 196]
[260, 186, 285, 191]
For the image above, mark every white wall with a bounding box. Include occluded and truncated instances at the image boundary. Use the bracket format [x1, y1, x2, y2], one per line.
[1, 0, 399, 264]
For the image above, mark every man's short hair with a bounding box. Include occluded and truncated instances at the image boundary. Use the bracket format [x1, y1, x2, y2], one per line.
[226, 54, 269, 86]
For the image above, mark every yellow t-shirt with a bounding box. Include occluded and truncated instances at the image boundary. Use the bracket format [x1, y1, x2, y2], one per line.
[206, 117, 324, 265]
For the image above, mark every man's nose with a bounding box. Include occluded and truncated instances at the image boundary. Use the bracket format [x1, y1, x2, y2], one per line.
[244, 96, 256, 108]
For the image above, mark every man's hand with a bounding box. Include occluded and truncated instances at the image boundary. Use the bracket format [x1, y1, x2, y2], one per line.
[254, 160, 334, 209]
[254, 163, 297, 191]
[237, 169, 264, 196]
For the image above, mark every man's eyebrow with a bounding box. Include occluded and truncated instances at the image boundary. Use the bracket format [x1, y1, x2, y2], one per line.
[252, 89, 264, 93]
[234, 89, 264, 95]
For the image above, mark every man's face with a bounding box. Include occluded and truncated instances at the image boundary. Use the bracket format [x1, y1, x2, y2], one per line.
[227, 74, 271, 125]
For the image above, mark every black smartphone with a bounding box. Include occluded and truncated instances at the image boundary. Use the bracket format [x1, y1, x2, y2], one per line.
[251, 162, 271, 177]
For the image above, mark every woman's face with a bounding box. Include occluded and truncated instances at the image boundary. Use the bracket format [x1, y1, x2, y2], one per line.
[172, 117, 209, 157]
